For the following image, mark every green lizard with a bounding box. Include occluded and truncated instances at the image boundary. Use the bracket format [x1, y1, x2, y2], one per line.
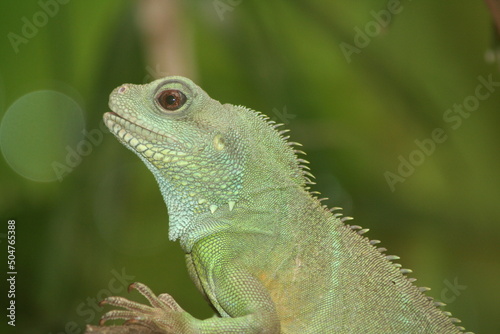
[99, 76, 473, 333]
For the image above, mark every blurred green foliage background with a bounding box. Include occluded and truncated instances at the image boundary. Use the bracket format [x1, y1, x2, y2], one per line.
[0, 0, 498, 333]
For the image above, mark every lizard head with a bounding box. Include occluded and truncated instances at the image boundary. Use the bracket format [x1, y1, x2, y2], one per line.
[105, 76, 204, 155]
[104, 76, 306, 241]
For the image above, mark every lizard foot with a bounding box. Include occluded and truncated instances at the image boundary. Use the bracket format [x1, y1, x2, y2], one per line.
[99, 282, 192, 333]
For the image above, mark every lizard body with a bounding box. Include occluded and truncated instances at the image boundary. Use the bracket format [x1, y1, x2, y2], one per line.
[100, 76, 472, 333]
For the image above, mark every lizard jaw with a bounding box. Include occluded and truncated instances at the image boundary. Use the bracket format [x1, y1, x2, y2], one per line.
[103, 112, 186, 156]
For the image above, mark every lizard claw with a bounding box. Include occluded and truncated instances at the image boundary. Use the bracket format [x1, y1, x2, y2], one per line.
[99, 282, 188, 333]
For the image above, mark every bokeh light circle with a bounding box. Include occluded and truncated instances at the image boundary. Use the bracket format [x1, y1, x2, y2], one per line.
[0, 90, 85, 182]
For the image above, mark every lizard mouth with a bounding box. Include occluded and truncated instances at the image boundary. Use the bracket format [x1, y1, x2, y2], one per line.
[103, 112, 183, 151]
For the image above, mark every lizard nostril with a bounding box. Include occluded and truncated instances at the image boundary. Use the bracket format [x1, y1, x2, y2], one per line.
[118, 85, 127, 94]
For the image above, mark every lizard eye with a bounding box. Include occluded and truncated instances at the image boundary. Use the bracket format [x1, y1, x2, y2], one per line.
[157, 89, 187, 111]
